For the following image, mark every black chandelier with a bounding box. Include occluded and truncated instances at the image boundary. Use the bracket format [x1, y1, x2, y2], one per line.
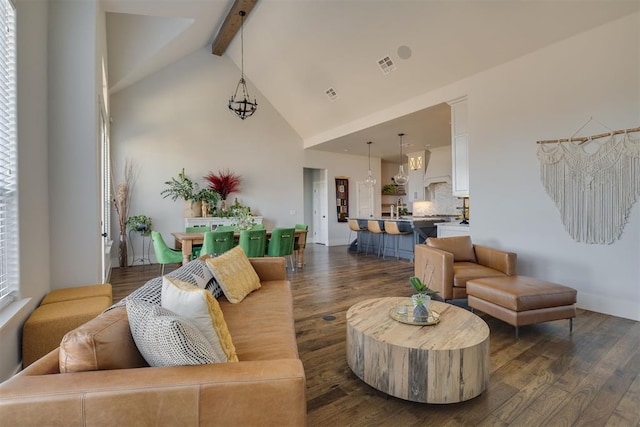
[228, 10, 257, 120]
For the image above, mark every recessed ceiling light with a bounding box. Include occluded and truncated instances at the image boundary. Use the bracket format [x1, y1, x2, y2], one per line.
[397, 45, 412, 60]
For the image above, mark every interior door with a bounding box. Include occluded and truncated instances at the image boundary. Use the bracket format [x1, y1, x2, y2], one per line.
[312, 172, 328, 245]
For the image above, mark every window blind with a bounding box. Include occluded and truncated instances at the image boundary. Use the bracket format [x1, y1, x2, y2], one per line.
[0, 0, 18, 311]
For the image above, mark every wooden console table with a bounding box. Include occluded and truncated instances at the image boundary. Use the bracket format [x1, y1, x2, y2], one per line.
[346, 297, 489, 404]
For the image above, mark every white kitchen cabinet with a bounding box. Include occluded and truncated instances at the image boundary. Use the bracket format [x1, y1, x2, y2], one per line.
[437, 222, 470, 237]
[449, 97, 469, 197]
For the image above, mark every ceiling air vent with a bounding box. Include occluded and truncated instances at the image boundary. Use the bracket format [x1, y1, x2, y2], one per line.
[325, 87, 339, 101]
[377, 56, 396, 75]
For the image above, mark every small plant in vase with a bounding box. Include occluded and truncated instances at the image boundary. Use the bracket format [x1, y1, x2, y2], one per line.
[409, 262, 439, 320]
[126, 215, 153, 236]
[233, 206, 256, 230]
[194, 188, 220, 217]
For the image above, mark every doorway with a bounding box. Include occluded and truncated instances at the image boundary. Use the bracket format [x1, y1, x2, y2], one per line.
[303, 168, 328, 245]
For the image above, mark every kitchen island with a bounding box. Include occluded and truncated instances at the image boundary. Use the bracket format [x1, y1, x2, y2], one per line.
[350, 216, 454, 261]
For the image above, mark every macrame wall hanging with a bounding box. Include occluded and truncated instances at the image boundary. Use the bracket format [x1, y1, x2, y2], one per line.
[536, 119, 640, 244]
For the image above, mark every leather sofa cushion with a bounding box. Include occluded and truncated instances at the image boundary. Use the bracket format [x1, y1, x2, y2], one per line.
[59, 306, 148, 373]
[453, 262, 507, 288]
[467, 276, 577, 311]
[427, 236, 477, 263]
[220, 280, 298, 361]
[24, 296, 113, 368]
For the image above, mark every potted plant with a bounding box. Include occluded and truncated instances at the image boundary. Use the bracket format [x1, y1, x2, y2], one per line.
[204, 169, 241, 212]
[195, 188, 220, 217]
[232, 205, 256, 230]
[409, 262, 439, 319]
[126, 215, 153, 236]
[382, 184, 397, 195]
[161, 168, 202, 217]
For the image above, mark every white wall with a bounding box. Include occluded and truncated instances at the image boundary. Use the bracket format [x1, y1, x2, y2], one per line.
[0, 0, 109, 381]
[468, 12, 640, 321]
[48, 0, 102, 289]
[110, 48, 304, 263]
[15, 0, 50, 304]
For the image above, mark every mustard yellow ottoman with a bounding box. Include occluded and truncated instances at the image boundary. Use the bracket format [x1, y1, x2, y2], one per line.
[22, 284, 112, 368]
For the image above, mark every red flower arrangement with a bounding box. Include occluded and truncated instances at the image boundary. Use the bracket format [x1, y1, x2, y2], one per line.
[204, 169, 241, 200]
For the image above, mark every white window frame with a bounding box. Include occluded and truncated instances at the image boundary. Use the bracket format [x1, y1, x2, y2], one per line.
[0, 0, 18, 311]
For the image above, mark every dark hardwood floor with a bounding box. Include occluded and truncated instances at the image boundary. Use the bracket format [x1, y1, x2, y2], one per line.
[110, 245, 640, 427]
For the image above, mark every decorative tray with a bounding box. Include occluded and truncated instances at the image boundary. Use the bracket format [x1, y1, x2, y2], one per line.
[389, 303, 440, 326]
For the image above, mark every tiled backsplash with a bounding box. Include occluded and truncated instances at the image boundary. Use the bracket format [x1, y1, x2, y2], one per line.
[428, 182, 465, 216]
[411, 182, 468, 218]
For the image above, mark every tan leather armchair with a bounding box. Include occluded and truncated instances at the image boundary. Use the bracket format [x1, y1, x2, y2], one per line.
[414, 236, 517, 301]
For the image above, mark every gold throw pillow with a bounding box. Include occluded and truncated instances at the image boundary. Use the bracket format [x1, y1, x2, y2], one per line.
[205, 246, 261, 303]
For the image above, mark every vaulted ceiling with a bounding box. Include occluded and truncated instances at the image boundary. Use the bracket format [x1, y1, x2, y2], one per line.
[103, 0, 640, 161]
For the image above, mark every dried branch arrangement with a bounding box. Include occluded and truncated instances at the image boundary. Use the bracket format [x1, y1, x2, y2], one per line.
[111, 159, 138, 267]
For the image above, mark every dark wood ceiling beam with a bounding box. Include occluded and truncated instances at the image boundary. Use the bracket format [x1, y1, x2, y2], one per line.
[211, 0, 258, 56]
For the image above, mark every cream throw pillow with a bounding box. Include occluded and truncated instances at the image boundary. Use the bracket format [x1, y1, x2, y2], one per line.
[205, 246, 261, 303]
[161, 277, 238, 362]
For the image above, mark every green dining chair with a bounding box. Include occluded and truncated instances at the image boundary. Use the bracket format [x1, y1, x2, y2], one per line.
[238, 229, 266, 258]
[266, 227, 295, 270]
[214, 225, 236, 232]
[199, 230, 235, 256]
[185, 226, 205, 259]
[151, 231, 183, 275]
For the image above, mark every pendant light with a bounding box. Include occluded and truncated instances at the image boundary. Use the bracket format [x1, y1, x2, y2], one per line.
[228, 10, 257, 120]
[364, 141, 376, 187]
[393, 133, 409, 185]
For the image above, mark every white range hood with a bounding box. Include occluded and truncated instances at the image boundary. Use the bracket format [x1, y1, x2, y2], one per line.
[423, 146, 451, 187]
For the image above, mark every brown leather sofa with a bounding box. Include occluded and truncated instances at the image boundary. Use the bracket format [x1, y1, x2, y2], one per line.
[414, 236, 517, 301]
[0, 257, 306, 426]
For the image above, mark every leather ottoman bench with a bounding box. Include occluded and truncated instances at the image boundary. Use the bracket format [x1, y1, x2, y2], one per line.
[22, 284, 112, 367]
[466, 276, 577, 339]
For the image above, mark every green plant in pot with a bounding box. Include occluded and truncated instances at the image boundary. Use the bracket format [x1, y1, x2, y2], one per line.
[126, 215, 152, 236]
[382, 184, 397, 195]
[233, 206, 256, 230]
[161, 168, 202, 217]
[195, 188, 220, 217]
[409, 263, 439, 320]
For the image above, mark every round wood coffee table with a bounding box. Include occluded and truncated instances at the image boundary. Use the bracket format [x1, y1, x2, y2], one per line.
[346, 297, 489, 404]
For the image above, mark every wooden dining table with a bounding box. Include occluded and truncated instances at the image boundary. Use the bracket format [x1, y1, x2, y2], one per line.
[171, 229, 308, 268]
